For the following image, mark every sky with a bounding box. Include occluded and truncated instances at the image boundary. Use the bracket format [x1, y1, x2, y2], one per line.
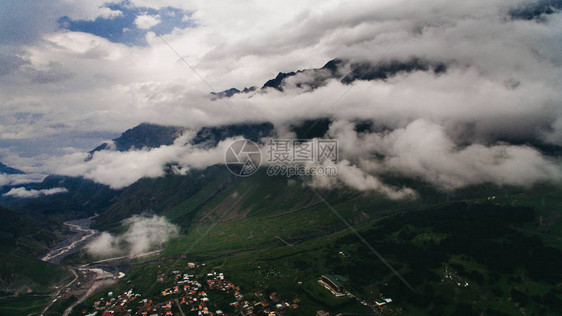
[0, 0, 561, 195]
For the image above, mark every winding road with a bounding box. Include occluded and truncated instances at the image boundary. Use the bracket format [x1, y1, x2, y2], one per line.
[41, 268, 78, 315]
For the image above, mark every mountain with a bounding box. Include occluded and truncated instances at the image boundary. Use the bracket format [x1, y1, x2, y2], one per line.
[210, 86, 256, 99]
[12, 175, 119, 223]
[94, 163, 451, 233]
[14, 120, 560, 315]
[84, 56, 450, 155]
[89, 122, 275, 156]
[89, 123, 185, 158]
[37, 121, 276, 226]
[111, 123, 184, 151]
[192, 122, 274, 146]
[82, 160, 562, 315]
[0, 206, 72, 296]
[0, 175, 119, 225]
[290, 118, 333, 139]
[0, 207, 58, 255]
[340, 57, 447, 83]
[92, 165, 235, 230]
[213, 57, 447, 97]
[510, 0, 562, 21]
[0, 162, 24, 175]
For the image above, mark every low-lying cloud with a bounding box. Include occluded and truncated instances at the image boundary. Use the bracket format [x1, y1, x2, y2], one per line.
[329, 119, 562, 191]
[2, 186, 67, 198]
[53, 132, 234, 189]
[86, 215, 179, 258]
[37, 119, 562, 198]
[1, 0, 561, 199]
[0, 173, 46, 187]
[308, 160, 418, 199]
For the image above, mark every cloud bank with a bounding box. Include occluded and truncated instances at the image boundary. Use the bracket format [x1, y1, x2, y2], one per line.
[0, 173, 46, 187]
[86, 215, 179, 258]
[52, 132, 234, 189]
[1, 0, 561, 143]
[327, 119, 562, 191]
[0, 0, 561, 197]
[39, 121, 561, 197]
[3, 187, 68, 198]
[134, 14, 161, 30]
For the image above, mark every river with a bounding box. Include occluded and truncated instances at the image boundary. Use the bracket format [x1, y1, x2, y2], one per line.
[41, 215, 98, 264]
[40, 215, 121, 316]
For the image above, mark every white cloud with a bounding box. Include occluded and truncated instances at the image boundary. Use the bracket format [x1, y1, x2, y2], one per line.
[50, 132, 236, 189]
[36, 118, 561, 197]
[2, 0, 560, 143]
[328, 119, 562, 191]
[3, 187, 68, 198]
[96, 7, 123, 20]
[0, 0, 561, 196]
[308, 160, 418, 199]
[86, 215, 179, 258]
[134, 14, 161, 29]
[0, 173, 46, 186]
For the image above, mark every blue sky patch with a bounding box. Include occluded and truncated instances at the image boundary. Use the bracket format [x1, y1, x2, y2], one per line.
[57, 2, 195, 46]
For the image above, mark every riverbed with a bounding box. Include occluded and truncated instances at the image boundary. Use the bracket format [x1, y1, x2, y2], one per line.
[41, 215, 99, 264]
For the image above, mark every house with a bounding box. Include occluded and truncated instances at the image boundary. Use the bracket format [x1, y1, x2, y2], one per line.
[321, 274, 349, 293]
[376, 298, 393, 306]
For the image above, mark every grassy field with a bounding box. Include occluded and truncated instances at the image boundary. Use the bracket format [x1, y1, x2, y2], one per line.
[161, 193, 562, 314]
[60, 181, 562, 315]
[0, 295, 51, 316]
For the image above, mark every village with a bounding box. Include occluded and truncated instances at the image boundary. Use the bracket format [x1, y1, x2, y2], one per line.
[83, 262, 299, 315]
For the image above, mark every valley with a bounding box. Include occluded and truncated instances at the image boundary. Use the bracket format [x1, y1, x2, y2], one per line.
[42, 216, 99, 264]
[2, 1, 562, 315]
[1, 124, 561, 316]
[33, 177, 562, 315]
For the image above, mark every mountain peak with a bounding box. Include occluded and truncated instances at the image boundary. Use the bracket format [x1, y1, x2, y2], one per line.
[88, 123, 185, 159]
[0, 161, 24, 174]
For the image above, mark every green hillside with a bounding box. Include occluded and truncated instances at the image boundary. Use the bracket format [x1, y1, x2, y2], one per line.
[73, 185, 562, 315]
[67, 163, 562, 315]
[92, 166, 236, 231]
[0, 207, 72, 306]
[94, 167, 418, 232]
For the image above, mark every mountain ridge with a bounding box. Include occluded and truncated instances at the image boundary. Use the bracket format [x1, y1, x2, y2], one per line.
[212, 57, 447, 98]
[0, 161, 24, 175]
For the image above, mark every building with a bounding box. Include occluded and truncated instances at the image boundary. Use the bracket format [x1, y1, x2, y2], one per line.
[321, 275, 349, 293]
[376, 298, 393, 306]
